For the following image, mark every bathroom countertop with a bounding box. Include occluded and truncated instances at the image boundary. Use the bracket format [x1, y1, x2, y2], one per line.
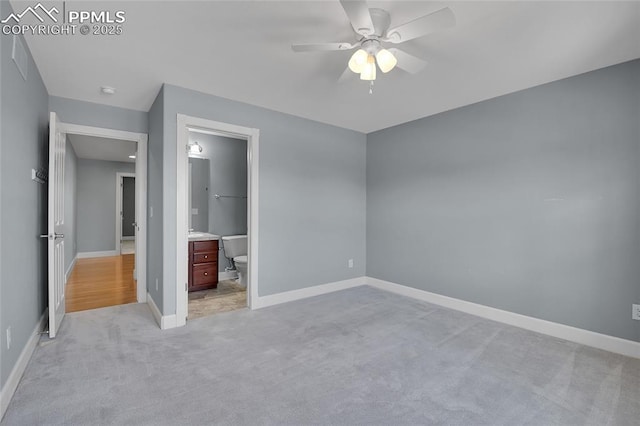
[188, 232, 220, 242]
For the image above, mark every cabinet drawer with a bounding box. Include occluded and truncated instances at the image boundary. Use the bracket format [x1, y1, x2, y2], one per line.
[192, 263, 218, 286]
[193, 252, 216, 264]
[192, 240, 218, 253]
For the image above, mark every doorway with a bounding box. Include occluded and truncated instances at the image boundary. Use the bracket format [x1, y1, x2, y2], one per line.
[116, 173, 136, 255]
[56, 120, 148, 317]
[186, 131, 247, 319]
[176, 115, 259, 327]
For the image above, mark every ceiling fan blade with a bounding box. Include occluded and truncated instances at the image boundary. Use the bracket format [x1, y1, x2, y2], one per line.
[385, 7, 455, 44]
[291, 42, 355, 52]
[340, 0, 375, 36]
[388, 48, 427, 74]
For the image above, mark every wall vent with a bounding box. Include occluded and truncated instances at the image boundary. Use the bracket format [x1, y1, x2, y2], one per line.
[12, 35, 28, 81]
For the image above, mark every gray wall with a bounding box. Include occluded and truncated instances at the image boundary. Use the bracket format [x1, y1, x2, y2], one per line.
[147, 87, 164, 310]
[203, 134, 248, 239]
[160, 84, 367, 314]
[0, 0, 50, 389]
[367, 59, 640, 342]
[76, 159, 135, 253]
[122, 177, 135, 237]
[50, 96, 148, 134]
[64, 140, 78, 273]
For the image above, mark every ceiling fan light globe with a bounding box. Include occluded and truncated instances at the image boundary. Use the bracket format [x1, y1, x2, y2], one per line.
[376, 49, 397, 73]
[360, 55, 377, 81]
[348, 49, 368, 74]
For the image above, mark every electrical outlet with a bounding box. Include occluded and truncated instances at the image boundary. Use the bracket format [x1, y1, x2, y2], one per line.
[6, 326, 11, 350]
[155, 278, 159, 291]
[348, 259, 354, 268]
[633, 304, 640, 321]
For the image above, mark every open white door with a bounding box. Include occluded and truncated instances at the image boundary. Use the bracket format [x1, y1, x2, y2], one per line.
[47, 112, 66, 338]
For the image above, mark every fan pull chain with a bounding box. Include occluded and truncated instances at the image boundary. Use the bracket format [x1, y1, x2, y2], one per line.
[369, 80, 374, 95]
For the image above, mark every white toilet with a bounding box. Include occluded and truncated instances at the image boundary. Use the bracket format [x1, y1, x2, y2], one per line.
[221, 235, 248, 288]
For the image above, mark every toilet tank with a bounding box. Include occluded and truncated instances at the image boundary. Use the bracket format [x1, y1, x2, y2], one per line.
[221, 235, 247, 259]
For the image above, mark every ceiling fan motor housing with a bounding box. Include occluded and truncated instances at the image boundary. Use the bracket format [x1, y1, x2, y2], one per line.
[357, 8, 391, 54]
[361, 39, 381, 55]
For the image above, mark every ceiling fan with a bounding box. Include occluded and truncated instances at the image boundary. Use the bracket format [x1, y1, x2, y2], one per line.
[291, 0, 456, 84]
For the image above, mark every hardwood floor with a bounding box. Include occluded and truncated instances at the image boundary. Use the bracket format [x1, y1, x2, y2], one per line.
[66, 254, 137, 313]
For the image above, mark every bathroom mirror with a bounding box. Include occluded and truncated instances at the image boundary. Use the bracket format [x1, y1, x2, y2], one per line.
[188, 157, 210, 232]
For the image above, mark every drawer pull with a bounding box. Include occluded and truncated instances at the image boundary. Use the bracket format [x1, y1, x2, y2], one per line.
[204, 255, 208, 259]
[204, 272, 208, 276]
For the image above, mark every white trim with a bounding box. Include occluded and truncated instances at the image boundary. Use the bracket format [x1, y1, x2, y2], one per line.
[176, 114, 260, 327]
[218, 270, 238, 281]
[121, 236, 135, 241]
[0, 311, 47, 420]
[146, 292, 162, 327]
[58, 122, 148, 305]
[60, 123, 144, 143]
[146, 292, 177, 330]
[367, 277, 640, 359]
[253, 277, 367, 309]
[65, 254, 77, 283]
[76, 250, 118, 259]
[115, 172, 135, 254]
[135, 135, 148, 303]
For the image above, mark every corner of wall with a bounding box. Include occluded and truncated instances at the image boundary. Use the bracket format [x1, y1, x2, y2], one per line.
[146, 84, 165, 314]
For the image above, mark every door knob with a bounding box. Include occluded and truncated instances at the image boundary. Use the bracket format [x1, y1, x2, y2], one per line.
[40, 233, 64, 239]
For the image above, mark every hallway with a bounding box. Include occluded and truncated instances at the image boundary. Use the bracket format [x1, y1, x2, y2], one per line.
[66, 255, 137, 313]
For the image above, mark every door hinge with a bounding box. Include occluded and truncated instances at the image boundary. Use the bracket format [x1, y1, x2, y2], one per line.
[185, 282, 188, 291]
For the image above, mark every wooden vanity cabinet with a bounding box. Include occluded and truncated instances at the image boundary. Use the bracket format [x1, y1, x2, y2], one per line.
[188, 240, 219, 291]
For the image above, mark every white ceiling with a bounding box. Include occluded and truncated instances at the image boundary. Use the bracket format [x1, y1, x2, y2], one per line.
[68, 134, 137, 163]
[16, 1, 640, 133]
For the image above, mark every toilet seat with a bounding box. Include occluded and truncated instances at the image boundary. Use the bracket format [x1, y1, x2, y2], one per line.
[233, 255, 247, 264]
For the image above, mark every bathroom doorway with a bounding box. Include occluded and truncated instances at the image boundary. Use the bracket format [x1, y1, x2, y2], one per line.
[176, 114, 260, 326]
[187, 131, 248, 319]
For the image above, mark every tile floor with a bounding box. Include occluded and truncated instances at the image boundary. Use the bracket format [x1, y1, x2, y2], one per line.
[188, 279, 247, 319]
[120, 240, 135, 254]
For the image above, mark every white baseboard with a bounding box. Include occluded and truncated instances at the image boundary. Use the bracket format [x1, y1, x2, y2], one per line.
[367, 277, 640, 359]
[76, 250, 118, 259]
[65, 255, 77, 282]
[146, 292, 177, 330]
[121, 236, 135, 241]
[253, 276, 366, 310]
[0, 310, 47, 420]
[218, 271, 238, 281]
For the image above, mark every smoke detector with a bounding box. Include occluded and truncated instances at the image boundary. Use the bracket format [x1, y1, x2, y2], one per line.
[100, 86, 116, 95]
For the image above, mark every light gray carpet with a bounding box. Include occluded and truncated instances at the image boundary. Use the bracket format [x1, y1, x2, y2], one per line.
[2, 286, 639, 425]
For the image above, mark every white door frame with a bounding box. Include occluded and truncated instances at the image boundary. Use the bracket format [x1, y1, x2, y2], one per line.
[115, 172, 136, 253]
[176, 114, 259, 327]
[60, 122, 148, 304]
